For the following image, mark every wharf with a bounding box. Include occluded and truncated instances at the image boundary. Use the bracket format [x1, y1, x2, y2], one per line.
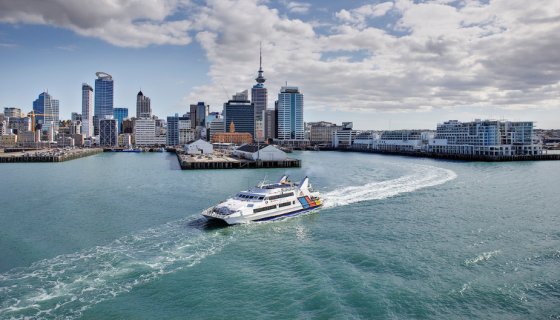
[176, 151, 301, 170]
[336, 148, 560, 162]
[0, 148, 103, 163]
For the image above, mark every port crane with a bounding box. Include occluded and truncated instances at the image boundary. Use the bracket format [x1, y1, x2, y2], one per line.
[22, 111, 58, 132]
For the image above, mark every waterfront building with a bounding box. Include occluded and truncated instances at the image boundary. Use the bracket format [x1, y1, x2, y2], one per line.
[113, 108, 128, 134]
[99, 116, 118, 147]
[33, 92, 59, 134]
[136, 90, 151, 118]
[224, 92, 255, 137]
[7, 117, 32, 134]
[82, 83, 94, 138]
[0, 121, 5, 135]
[17, 131, 36, 144]
[167, 114, 190, 146]
[251, 48, 268, 119]
[209, 117, 224, 142]
[134, 119, 165, 146]
[0, 114, 3, 123]
[374, 130, 427, 151]
[233, 144, 286, 161]
[213, 122, 252, 144]
[277, 86, 305, 143]
[94, 72, 114, 136]
[429, 119, 541, 155]
[310, 121, 342, 145]
[1, 134, 17, 146]
[262, 109, 277, 142]
[353, 131, 379, 149]
[4, 108, 21, 118]
[57, 136, 75, 147]
[186, 139, 213, 154]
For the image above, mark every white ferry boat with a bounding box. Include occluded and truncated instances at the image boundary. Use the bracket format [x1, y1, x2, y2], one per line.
[202, 175, 322, 225]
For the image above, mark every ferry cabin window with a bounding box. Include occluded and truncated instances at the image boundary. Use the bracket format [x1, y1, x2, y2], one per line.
[253, 204, 277, 213]
[279, 202, 291, 208]
[267, 192, 294, 201]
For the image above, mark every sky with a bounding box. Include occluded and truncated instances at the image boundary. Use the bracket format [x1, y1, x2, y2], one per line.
[0, 0, 559, 130]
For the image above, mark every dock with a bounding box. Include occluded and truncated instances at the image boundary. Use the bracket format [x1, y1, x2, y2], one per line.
[337, 148, 560, 162]
[0, 148, 103, 163]
[176, 151, 301, 170]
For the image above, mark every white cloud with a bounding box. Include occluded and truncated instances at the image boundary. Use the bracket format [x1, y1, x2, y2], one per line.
[2, 0, 560, 115]
[335, 2, 394, 29]
[0, 0, 193, 47]
[282, 1, 311, 14]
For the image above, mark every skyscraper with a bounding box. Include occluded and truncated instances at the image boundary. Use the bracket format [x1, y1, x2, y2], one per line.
[277, 86, 304, 141]
[224, 92, 255, 137]
[94, 72, 114, 136]
[251, 45, 268, 119]
[99, 116, 118, 147]
[136, 90, 151, 119]
[82, 83, 93, 138]
[113, 108, 128, 134]
[33, 92, 59, 134]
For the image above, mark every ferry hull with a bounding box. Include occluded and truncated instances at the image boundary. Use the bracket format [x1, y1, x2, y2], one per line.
[203, 205, 322, 225]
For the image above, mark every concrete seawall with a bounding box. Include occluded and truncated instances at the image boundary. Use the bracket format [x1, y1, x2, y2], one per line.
[0, 148, 103, 163]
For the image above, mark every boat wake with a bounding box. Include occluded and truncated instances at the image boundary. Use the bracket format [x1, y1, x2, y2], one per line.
[0, 164, 456, 319]
[322, 164, 457, 209]
[0, 212, 238, 319]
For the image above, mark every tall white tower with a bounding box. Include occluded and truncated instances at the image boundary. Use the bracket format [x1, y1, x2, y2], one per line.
[82, 83, 94, 138]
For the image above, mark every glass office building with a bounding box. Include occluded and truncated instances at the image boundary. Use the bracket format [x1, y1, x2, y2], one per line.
[33, 92, 59, 134]
[224, 98, 255, 137]
[113, 108, 128, 134]
[94, 72, 114, 136]
[277, 86, 304, 140]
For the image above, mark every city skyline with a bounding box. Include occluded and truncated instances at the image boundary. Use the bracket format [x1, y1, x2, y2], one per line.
[0, 0, 559, 130]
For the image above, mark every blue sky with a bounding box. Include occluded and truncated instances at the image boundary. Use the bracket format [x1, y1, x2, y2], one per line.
[1, 0, 559, 130]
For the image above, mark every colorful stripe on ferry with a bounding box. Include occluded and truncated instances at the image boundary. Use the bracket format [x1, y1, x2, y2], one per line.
[298, 196, 322, 209]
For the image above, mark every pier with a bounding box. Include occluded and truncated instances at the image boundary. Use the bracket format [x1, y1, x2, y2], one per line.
[0, 148, 103, 163]
[175, 151, 301, 170]
[335, 148, 560, 162]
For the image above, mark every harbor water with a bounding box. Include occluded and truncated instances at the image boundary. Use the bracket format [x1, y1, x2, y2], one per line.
[1, 151, 560, 319]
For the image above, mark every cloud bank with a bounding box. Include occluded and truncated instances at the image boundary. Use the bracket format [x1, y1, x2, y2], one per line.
[2, 0, 560, 113]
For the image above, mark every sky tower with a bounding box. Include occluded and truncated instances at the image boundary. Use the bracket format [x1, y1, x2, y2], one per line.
[251, 43, 268, 119]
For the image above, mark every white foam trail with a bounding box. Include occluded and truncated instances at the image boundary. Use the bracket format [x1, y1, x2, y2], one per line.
[322, 164, 457, 208]
[0, 211, 241, 319]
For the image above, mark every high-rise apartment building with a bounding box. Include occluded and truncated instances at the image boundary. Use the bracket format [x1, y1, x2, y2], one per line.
[167, 114, 190, 146]
[113, 108, 128, 134]
[251, 48, 267, 119]
[33, 92, 59, 134]
[82, 83, 94, 138]
[224, 92, 255, 138]
[189, 102, 209, 128]
[262, 109, 277, 141]
[136, 90, 151, 118]
[94, 72, 114, 136]
[277, 86, 304, 141]
[4, 108, 21, 118]
[99, 116, 118, 147]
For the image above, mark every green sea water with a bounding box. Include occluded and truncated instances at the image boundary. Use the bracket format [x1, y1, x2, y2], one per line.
[1, 151, 560, 319]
